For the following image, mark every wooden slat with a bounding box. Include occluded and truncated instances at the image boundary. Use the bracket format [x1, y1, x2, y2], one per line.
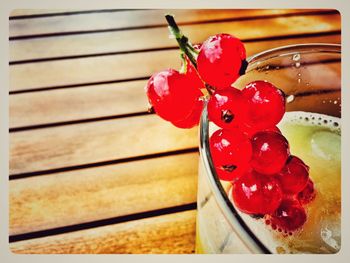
[10, 210, 196, 254]
[10, 49, 175, 92]
[10, 13, 340, 62]
[10, 114, 198, 175]
[8, 10, 341, 255]
[9, 34, 340, 129]
[10, 80, 149, 129]
[9, 9, 324, 38]
[10, 152, 198, 235]
[10, 15, 341, 92]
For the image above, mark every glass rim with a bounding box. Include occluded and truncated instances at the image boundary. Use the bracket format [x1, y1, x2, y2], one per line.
[247, 43, 341, 65]
[198, 43, 341, 254]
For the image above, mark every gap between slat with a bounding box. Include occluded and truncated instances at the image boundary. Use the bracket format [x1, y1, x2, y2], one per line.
[9, 30, 341, 65]
[9, 10, 338, 40]
[9, 87, 340, 132]
[10, 210, 196, 254]
[8, 33, 341, 94]
[9, 76, 150, 94]
[9, 203, 197, 242]
[9, 111, 150, 132]
[9, 147, 199, 179]
[9, 9, 141, 20]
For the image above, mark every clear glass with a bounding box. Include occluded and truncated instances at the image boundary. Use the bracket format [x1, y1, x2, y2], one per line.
[196, 44, 341, 254]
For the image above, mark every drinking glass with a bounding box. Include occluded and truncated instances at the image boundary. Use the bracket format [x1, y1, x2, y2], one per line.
[196, 44, 341, 254]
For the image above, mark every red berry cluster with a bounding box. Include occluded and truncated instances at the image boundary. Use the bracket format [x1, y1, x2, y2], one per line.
[145, 33, 247, 128]
[209, 81, 316, 233]
[145, 16, 316, 235]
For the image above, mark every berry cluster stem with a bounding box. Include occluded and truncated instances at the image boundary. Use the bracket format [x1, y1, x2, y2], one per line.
[165, 14, 215, 95]
[165, 14, 199, 68]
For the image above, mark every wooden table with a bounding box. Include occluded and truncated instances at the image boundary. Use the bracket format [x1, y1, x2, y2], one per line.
[9, 9, 340, 254]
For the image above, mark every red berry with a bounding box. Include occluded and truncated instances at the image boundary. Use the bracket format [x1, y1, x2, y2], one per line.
[277, 156, 309, 194]
[297, 178, 316, 204]
[251, 131, 290, 175]
[241, 124, 281, 138]
[145, 69, 203, 123]
[171, 98, 204, 128]
[269, 199, 307, 232]
[210, 128, 252, 181]
[197, 34, 246, 89]
[231, 170, 283, 215]
[241, 81, 286, 130]
[185, 67, 204, 91]
[207, 88, 246, 129]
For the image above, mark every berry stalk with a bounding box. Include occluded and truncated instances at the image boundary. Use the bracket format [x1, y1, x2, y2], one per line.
[165, 14, 199, 68]
[165, 14, 215, 94]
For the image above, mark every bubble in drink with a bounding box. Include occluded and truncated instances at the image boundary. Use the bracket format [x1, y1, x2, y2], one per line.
[293, 53, 301, 61]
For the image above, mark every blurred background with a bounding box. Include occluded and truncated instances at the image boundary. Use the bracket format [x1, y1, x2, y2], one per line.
[9, 9, 340, 254]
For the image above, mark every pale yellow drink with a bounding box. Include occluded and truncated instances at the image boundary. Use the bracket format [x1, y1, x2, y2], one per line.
[196, 111, 341, 254]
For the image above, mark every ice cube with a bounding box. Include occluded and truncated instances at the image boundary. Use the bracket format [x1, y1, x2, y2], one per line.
[311, 131, 340, 161]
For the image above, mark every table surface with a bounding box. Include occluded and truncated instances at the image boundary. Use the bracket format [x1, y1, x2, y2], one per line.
[9, 9, 340, 254]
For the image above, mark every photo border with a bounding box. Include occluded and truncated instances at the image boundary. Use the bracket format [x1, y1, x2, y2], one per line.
[1, 0, 349, 262]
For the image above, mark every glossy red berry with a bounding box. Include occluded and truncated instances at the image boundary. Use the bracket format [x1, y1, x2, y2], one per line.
[241, 81, 286, 130]
[277, 156, 309, 194]
[207, 88, 246, 129]
[197, 34, 246, 89]
[241, 124, 281, 139]
[210, 128, 252, 181]
[251, 131, 290, 175]
[269, 199, 307, 232]
[171, 98, 204, 128]
[231, 170, 283, 215]
[145, 69, 203, 123]
[297, 178, 316, 204]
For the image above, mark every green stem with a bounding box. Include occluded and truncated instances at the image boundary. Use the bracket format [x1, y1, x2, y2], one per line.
[165, 14, 198, 69]
[165, 14, 214, 95]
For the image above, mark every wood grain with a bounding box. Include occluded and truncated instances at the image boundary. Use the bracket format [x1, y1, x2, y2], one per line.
[10, 80, 149, 129]
[10, 13, 340, 62]
[10, 16, 341, 92]
[9, 9, 324, 38]
[8, 9, 342, 254]
[9, 34, 340, 128]
[10, 114, 198, 175]
[10, 49, 176, 92]
[10, 210, 196, 254]
[10, 152, 198, 235]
